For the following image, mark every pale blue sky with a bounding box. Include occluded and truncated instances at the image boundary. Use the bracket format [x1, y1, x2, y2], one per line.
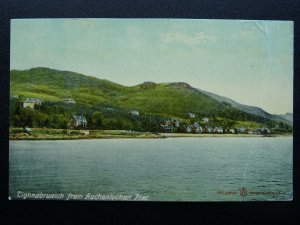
[10, 19, 293, 114]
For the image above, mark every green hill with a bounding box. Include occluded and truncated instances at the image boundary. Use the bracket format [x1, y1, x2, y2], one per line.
[10, 67, 123, 105]
[10, 68, 241, 117]
[10, 67, 291, 132]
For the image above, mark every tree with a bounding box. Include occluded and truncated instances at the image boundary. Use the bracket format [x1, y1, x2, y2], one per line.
[17, 108, 35, 128]
[91, 111, 104, 129]
[102, 118, 118, 130]
[48, 114, 68, 129]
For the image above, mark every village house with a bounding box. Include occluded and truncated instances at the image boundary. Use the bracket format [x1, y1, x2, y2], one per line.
[185, 125, 193, 133]
[224, 128, 233, 133]
[202, 117, 209, 123]
[62, 98, 76, 104]
[70, 115, 87, 128]
[129, 110, 139, 117]
[212, 127, 223, 133]
[245, 129, 254, 134]
[186, 112, 196, 118]
[160, 118, 182, 133]
[160, 124, 172, 133]
[235, 127, 246, 134]
[203, 126, 213, 133]
[218, 127, 224, 133]
[22, 98, 42, 109]
[229, 128, 235, 134]
[180, 125, 190, 133]
[192, 122, 203, 133]
[11, 95, 19, 99]
[178, 123, 203, 133]
[160, 119, 178, 132]
[171, 118, 180, 127]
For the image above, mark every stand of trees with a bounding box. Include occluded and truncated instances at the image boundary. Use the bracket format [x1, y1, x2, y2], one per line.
[9, 100, 162, 131]
[9, 99, 292, 133]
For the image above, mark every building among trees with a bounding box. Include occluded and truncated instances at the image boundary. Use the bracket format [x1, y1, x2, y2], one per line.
[22, 98, 42, 109]
[69, 115, 87, 128]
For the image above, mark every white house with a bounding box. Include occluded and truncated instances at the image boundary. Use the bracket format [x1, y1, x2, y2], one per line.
[202, 117, 209, 123]
[186, 125, 193, 133]
[171, 118, 180, 127]
[203, 126, 212, 133]
[215, 127, 223, 133]
[70, 115, 87, 128]
[22, 98, 42, 109]
[229, 129, 235, 134]
[192, 122, 203, 133]
[187, 112, 196, 118]
[129, 110, 139, 116]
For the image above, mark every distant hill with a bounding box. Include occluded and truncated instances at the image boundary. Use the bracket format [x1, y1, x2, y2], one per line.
[277, 113, 293, 123]
[200, 89, 292, 125]
[10, 67, 290, 126]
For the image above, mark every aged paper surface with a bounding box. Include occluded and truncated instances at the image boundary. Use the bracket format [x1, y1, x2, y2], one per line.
[9, 19, 293, 201]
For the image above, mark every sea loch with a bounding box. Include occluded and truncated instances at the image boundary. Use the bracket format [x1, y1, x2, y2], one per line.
[9, 137, 293, 201]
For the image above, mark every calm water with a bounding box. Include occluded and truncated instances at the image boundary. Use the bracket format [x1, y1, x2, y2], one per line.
[9, 137, 293, 201]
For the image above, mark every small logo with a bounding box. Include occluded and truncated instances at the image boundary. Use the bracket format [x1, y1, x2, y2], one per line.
[240, 187, 248, 197]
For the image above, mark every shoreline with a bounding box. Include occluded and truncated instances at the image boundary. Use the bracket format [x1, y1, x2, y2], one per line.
[9, 128, 293, 141]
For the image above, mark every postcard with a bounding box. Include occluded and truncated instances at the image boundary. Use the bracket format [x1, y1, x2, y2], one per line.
[9, 18, 293, 201]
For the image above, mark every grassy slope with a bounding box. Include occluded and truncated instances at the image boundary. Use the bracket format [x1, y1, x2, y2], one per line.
[11, 67, 223, 110]
[10, 67, 265, 124]
[235, 121, 264, 129]
[11, 68, 122, 105]
[118, 84, 224, 116]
